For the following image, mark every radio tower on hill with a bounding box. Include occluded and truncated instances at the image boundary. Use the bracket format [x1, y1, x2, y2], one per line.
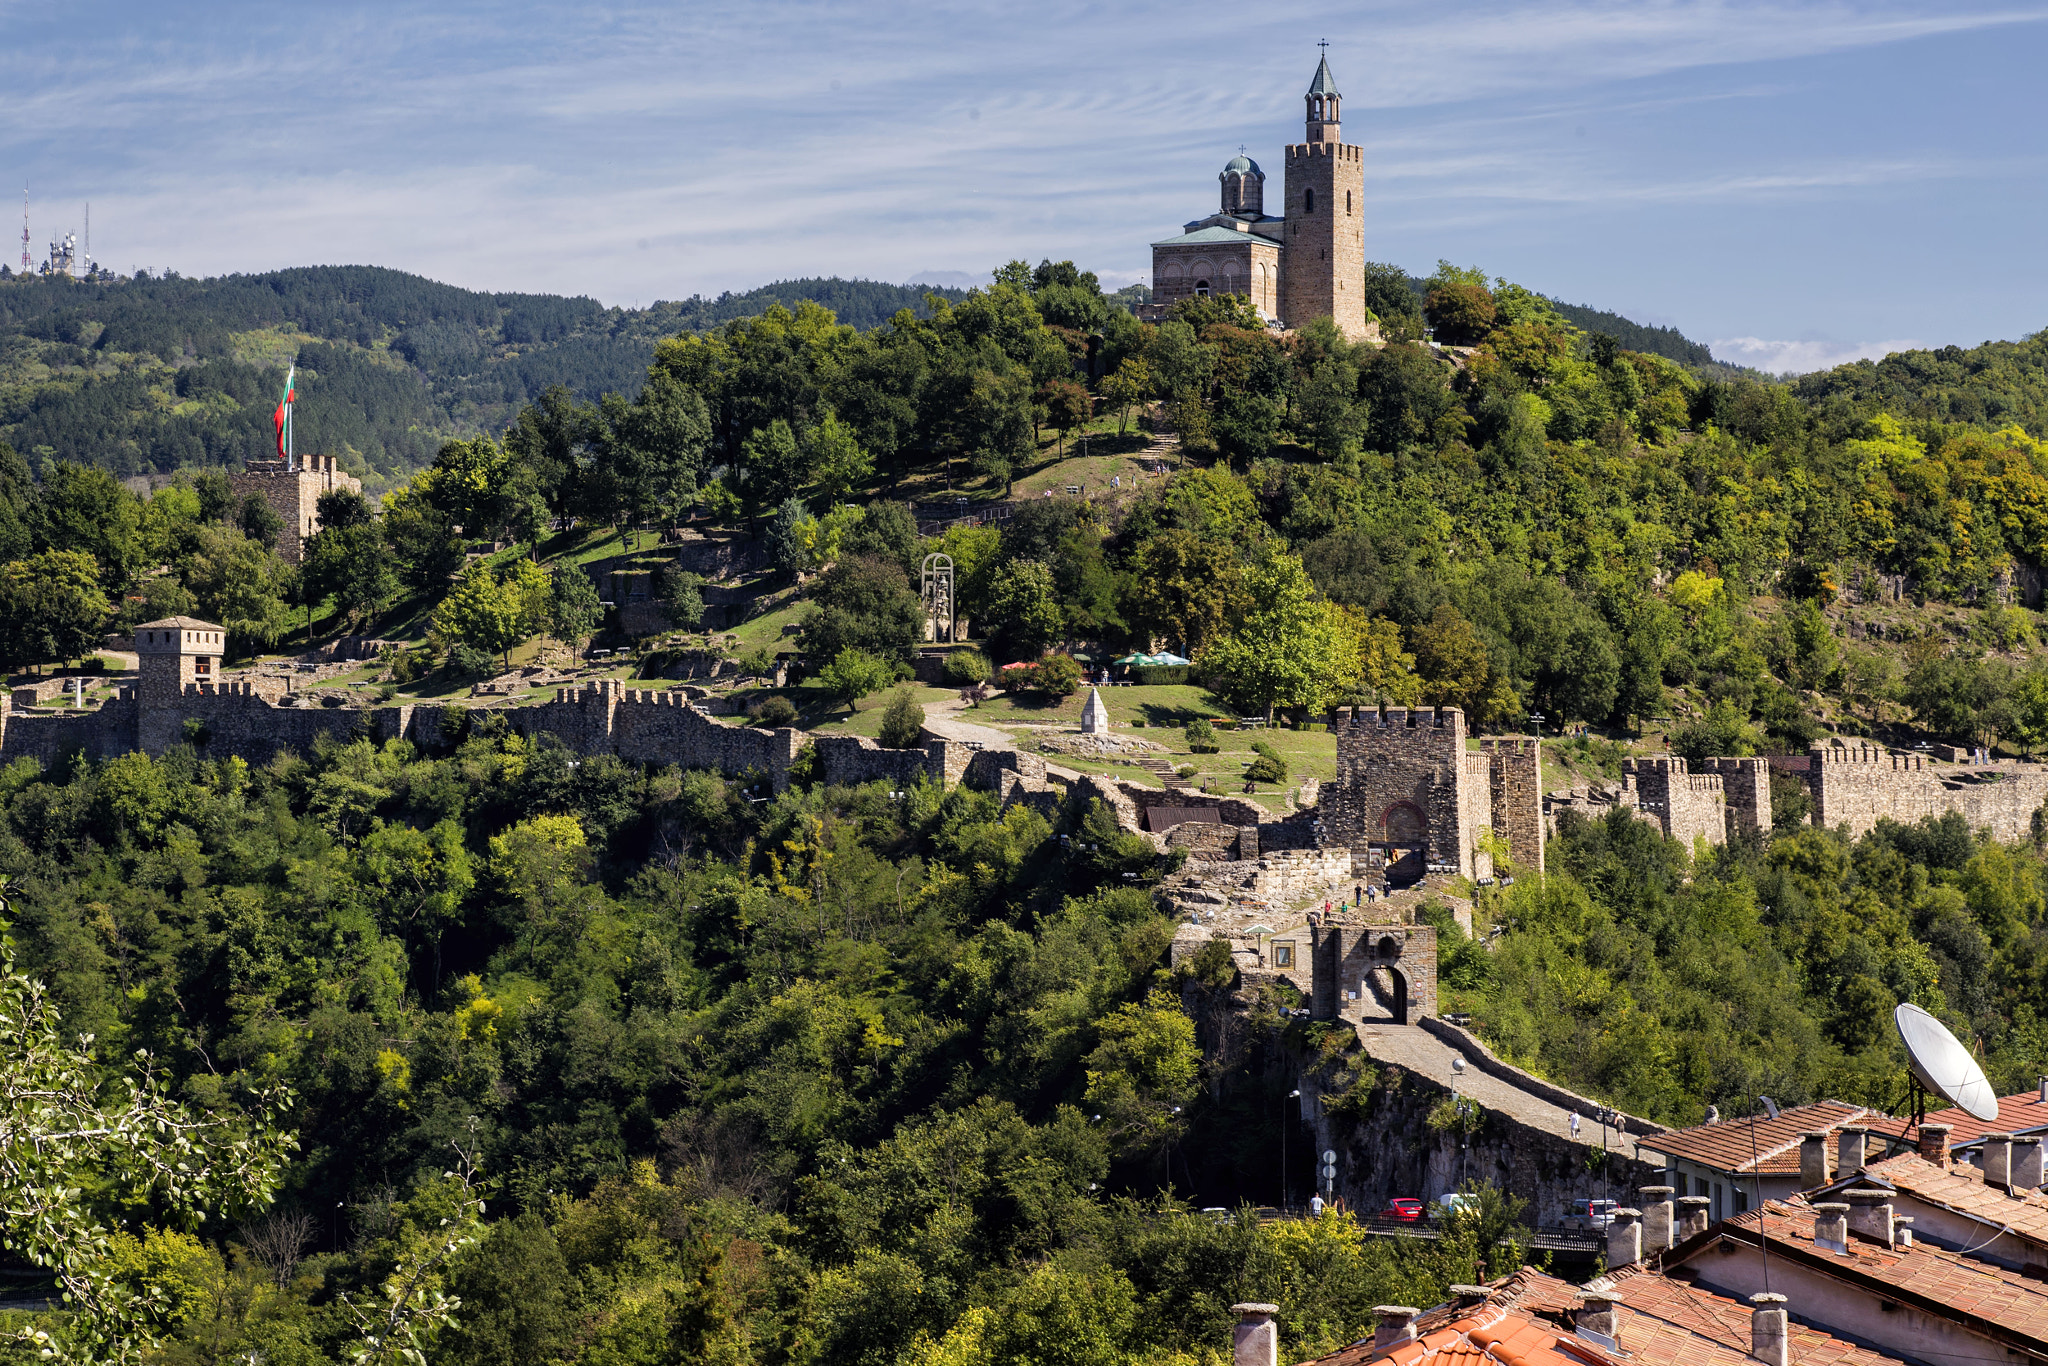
[20, 189, 28, 276]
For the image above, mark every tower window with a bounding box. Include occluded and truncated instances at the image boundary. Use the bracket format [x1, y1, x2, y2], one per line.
[1305, 188, 1315, 214]
[1195, 280, 1211, 297]
[1347, 190, 1353, 214]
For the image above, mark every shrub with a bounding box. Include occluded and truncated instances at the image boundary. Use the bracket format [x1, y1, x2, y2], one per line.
[1184, 718, 1215, 747]
[739, 647, 778, 682]
[1176, 764, 1197, 779]
[1136, 664, 1188, 686]
[450, 644, 498, 678]
[879, 688, 926, 749]
[943, 648, 993, 685]
[1034, 654, 1082, 698]
[1245, 739, 1289, 785]
[749, 695, 799, 727]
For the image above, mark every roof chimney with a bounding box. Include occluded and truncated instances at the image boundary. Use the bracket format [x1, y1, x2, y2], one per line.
[1982, 1133, 2014, 1189]
[2039, 1074, 2047, 1104]
[1810, 1201, 1849, 1254]
[1639, 1186, 1674, 1252]
[1677, 1195, 1711, 1240]
[1750, 1292, 1789, 1366]
[1448, 1285, 1491, 1308]
[1918, 1123, 1951, 1169]
[1837, 1126, 1867, 1175]
[1894, 1216, 1914, 1248]
[1606, 1208, 1643, 1270]
[1231, 1303, 1278, 1366]
[1371, 1307, 1420, 1354]
[1576, 1291, 1621, 1345]
[1843, 1188, 1894, 1245]
[1799, 1132, 1831, 1189]
[2014, 1136, 2044, 1190]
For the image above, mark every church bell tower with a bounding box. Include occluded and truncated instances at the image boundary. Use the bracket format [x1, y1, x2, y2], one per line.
[1279, 53, 1367, 339]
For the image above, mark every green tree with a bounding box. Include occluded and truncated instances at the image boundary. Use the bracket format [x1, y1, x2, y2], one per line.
[984, 559, 1064, 660]
[434, 561, 525, 669]
[1199, 553, 1361, 723]
[1102, 358, 1151, 437]
[0, 922, 295, 1366]
[879, 687, 926, 749]
[1039, 379, 1092, 457]
[177, 526, 293, 658]
[808, 410, 876, 507]
[654, 561, 705, 632]
[819, 647, 896, 708]
[237, 494, 284, 552]
[303, 490, 395, 629]
[1083, 989, 1199, 1159]
[548, 563, 603, 652]
[1296, 359, 1362, 459]
[0, 549, 111, 670]
[438, 1214, 573, 1366]
[743, 419, 811, 518]
[30, 460, 145, 591]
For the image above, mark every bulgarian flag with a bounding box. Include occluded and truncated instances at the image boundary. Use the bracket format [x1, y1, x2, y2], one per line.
[273, 365, 296, 462]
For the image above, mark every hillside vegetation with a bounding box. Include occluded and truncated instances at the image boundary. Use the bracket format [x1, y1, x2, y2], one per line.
[8, 251, 2048, 1366]
[0, 268, 968, 481]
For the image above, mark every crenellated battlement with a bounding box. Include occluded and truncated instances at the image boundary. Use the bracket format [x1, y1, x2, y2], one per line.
[1809, 742, 1924, 771]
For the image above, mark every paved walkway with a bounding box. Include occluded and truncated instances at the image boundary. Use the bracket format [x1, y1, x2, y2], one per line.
[1355, 1020, 1645, 1160]
[920, 695, 1018, 749]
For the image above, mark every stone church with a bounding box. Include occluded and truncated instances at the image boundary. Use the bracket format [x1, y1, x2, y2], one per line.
[1147, 55, 1369, 339]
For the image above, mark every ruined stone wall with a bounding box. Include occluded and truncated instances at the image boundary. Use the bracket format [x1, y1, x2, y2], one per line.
[1482, 737, 1545, 874]
[1621, 757, 1728, 847]
[1323, 705, 1475, 876]
[1110, 781, 1264, 828]
[1704, 757, 1773, 837]
[1458, 752, 1494, 878]
[1809, 742, 2048, 841]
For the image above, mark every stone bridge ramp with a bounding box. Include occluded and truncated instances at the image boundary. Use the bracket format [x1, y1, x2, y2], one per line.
[1355, 1019, 1660, 1159]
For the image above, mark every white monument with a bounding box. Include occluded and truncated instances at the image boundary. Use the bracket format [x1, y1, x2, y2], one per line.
[1080, 687, 1111, 735]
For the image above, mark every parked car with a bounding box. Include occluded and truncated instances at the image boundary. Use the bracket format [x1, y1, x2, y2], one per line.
[1566, 1198, 1619, 1229]
[1377, 1198, 1424, 1222]
[1434, 1192, 1475, 1220]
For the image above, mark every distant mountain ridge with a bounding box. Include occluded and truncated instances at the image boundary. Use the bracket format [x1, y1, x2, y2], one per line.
[0, 268, 969, 481]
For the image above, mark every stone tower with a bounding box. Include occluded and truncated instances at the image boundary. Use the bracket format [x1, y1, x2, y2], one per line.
[1279, 55, 1367, 340]
[135, 616, 226, 704]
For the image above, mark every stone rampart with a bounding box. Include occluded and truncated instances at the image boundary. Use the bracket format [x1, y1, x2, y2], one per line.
[1808, 741, 2048, 841]
[1620, 757, 1728, 847]
[1702, 757, 1773, 836]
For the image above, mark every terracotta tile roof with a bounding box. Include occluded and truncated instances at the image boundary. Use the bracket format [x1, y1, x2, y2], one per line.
[1301, 1267, 1905, 1366]
[1864, 1087, 2048, 1150]
[1718, 1199, 2048, 1344]
[1637, 1101, 1873, 1176]
[135, 616, 225, 631]
[1841, 1151, 2048, 1245]
[1599, 1265, 1903, 1366]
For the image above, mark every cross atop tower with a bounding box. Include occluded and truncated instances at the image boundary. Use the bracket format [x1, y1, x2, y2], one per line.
[1317, 38, 1329, 54]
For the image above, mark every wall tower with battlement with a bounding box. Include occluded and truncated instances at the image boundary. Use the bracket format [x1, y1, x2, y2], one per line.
[1321, 705, 1542, 879]
[229, 454, 362, 564]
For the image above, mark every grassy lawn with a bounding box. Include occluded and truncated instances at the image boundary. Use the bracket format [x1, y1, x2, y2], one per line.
[809, 685, 962, 739]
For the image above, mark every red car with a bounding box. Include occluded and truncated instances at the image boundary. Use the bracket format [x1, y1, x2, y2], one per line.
[1377, 1198, 1424, 1222]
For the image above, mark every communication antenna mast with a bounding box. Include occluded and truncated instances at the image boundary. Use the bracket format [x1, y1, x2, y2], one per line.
[20, 188, 28, 276]
[83, 202, 89, 276]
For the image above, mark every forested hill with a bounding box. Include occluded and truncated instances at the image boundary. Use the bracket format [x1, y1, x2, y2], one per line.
[0, 267, 968, 482]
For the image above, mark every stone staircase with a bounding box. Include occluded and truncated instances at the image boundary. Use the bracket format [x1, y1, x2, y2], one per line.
[1139, 757, 1194, 790]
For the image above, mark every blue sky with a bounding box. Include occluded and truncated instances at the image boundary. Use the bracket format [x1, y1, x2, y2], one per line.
[5, 1, 2044, 372]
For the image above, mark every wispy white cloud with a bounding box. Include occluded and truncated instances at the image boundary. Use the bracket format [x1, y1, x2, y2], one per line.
[1710, 336, 1924, 373]
[0, 0, 2042, 351]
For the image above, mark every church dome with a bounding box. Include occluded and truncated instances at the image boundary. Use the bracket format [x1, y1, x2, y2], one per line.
[1223, 153, 1262, 177]
[1219, 154, 1266, 217]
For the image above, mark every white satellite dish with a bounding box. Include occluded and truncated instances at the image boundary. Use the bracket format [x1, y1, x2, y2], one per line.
[1895, 1003, 2000, 1123]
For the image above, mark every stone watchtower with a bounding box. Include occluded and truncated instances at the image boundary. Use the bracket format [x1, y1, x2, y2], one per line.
[1279, 56, 1368, 340]
[135, 616, 226, 703]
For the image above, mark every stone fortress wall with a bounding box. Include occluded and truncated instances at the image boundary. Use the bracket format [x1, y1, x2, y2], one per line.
[1807, 739, 2048, 841]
